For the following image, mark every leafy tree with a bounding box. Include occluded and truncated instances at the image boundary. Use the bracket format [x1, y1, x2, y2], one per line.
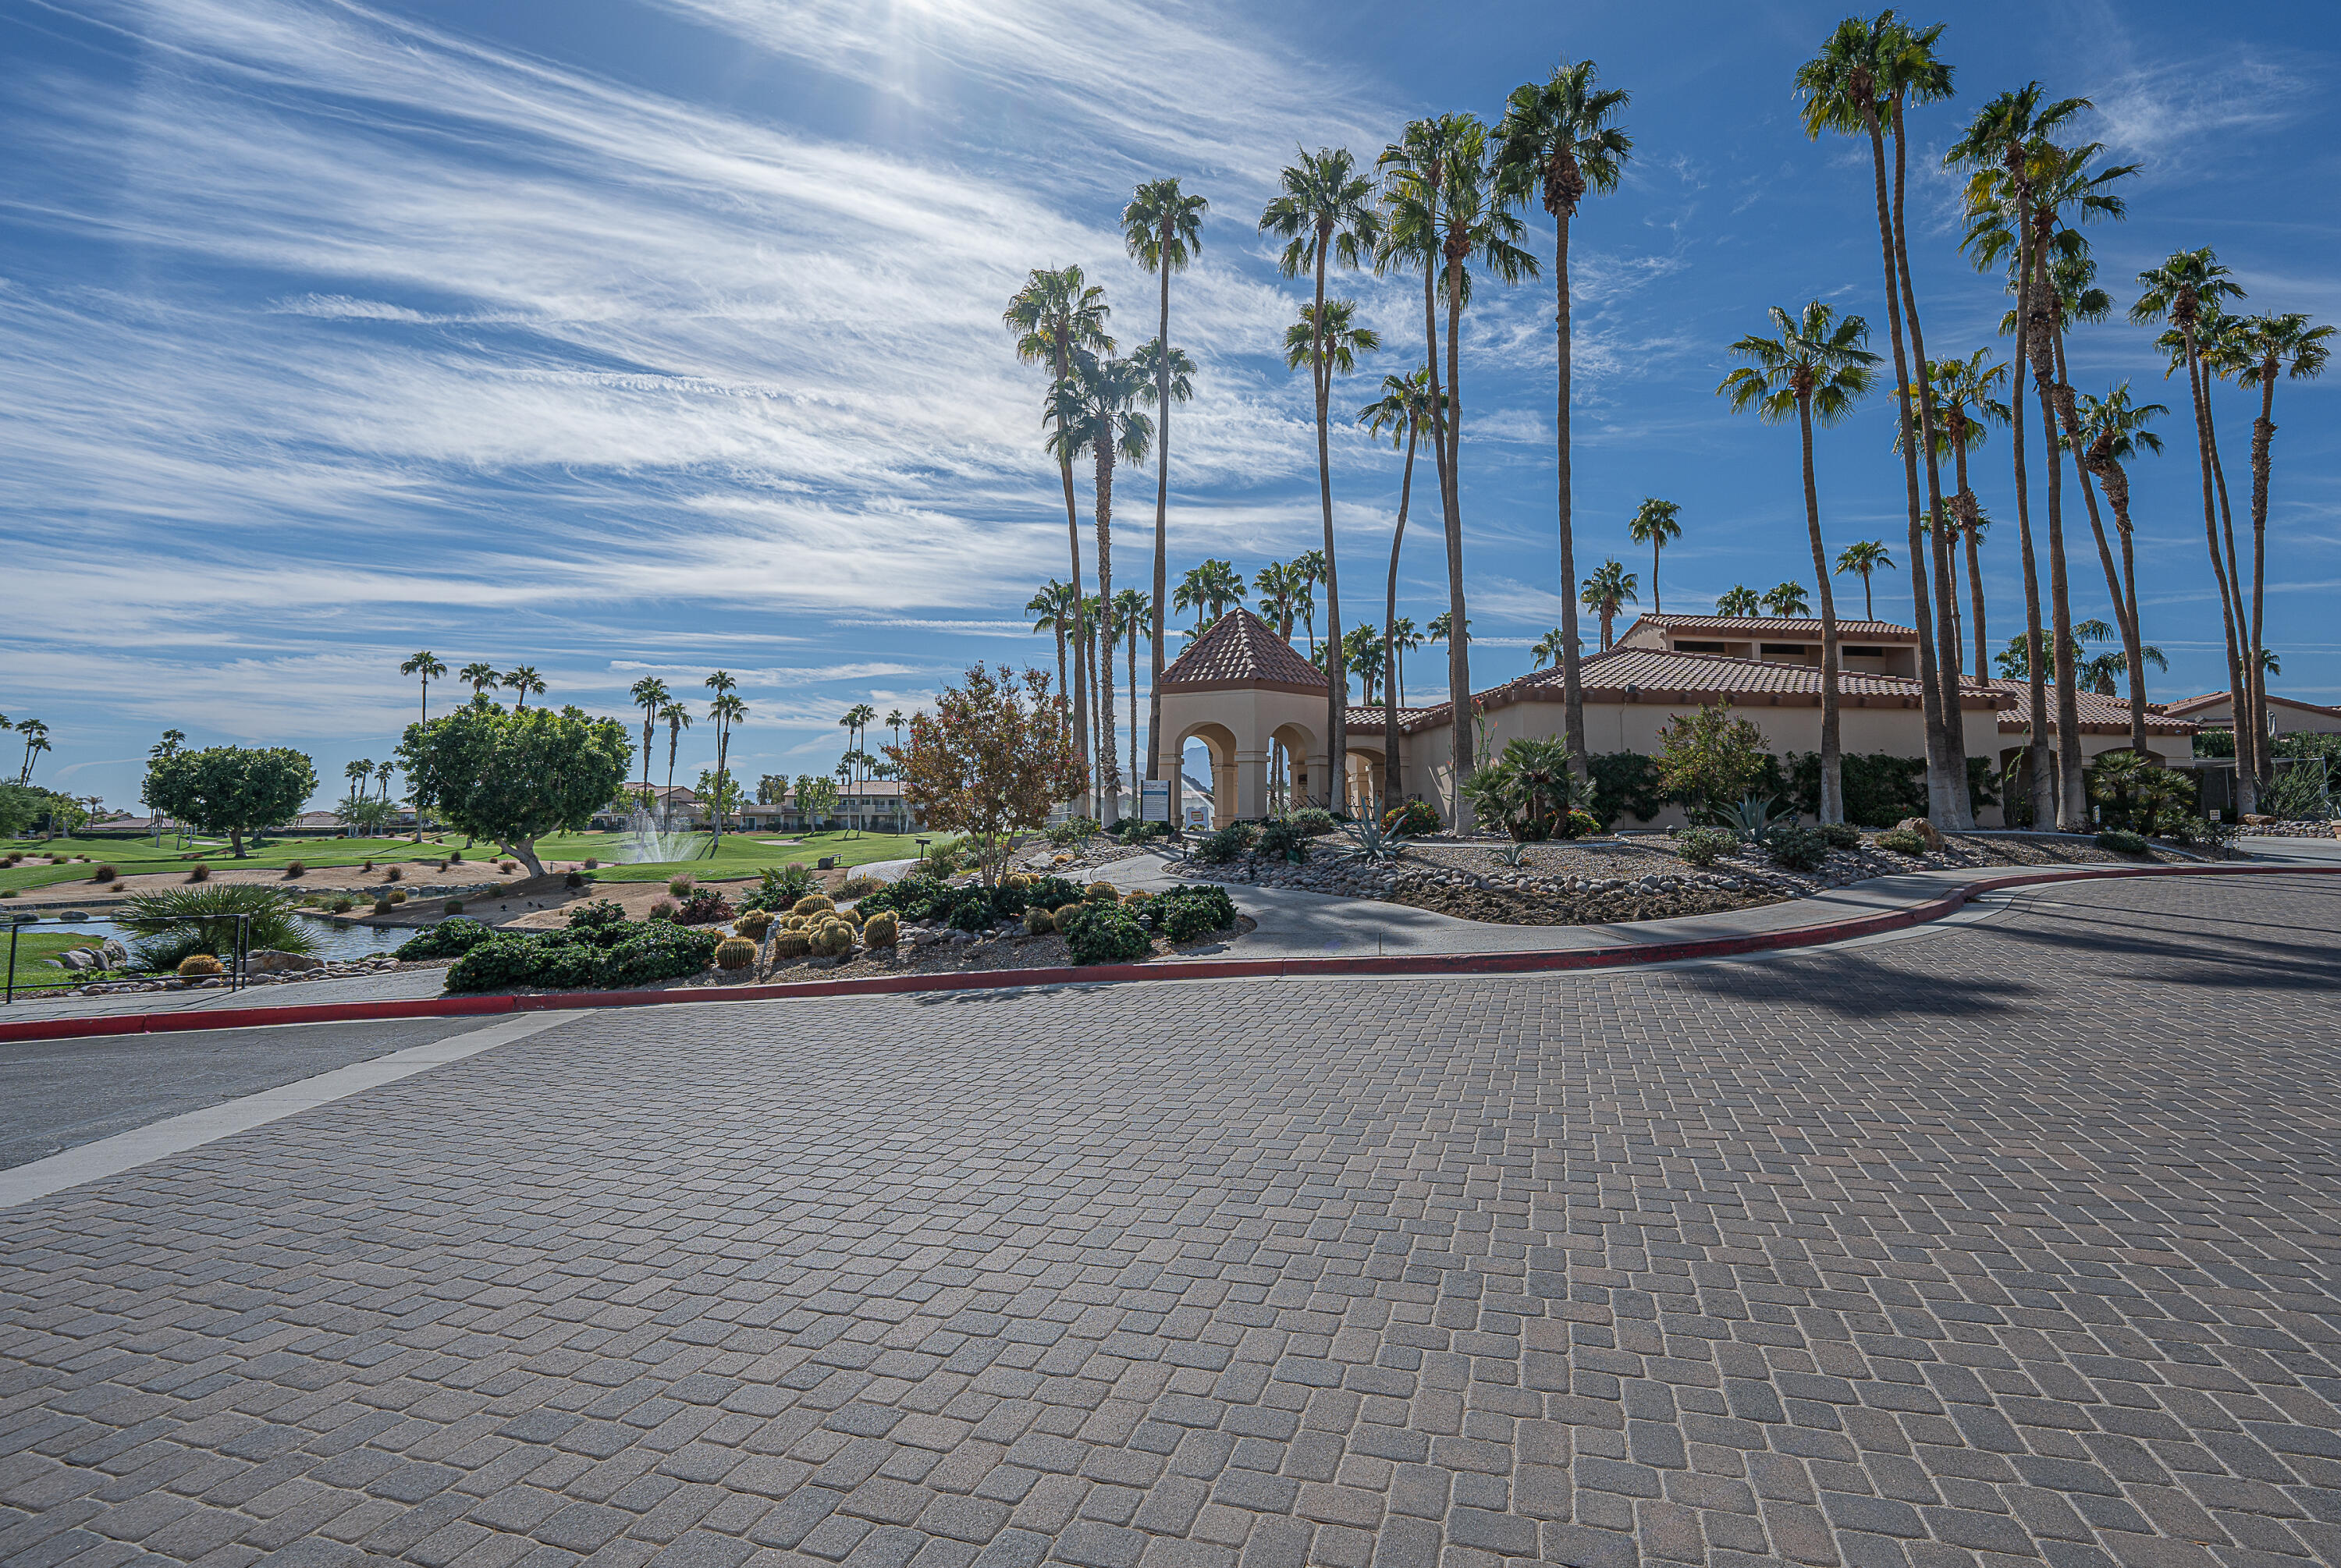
[889, 665, 1082, 886]
[0, 782, 46, 837]
[399, 704, 630, 878]
[794, 772, 840, 828]
[1654, 701, 1771, 820]
[145, 745, 319, 858]
[694, 768, 746, 831]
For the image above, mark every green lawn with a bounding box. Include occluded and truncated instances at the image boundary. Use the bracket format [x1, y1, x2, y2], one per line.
[2, 827, 950, 897]
[2, 928, 108, 993]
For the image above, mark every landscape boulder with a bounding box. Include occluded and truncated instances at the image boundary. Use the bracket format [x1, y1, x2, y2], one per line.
[249, 949, 325, 974]
[1893, 817, 1944, 852]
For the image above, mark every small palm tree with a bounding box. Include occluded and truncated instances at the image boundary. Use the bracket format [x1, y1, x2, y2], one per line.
[1579, 559, 1637, 651]
[1715, 585, 1761, 618]
[1531, 628, 1568, 668]
[1627, 498, 1682, 612]
[1111, 587, 1150, 782]
[1428, 611, 1469, 648]
[1918, 350, 2010, 673]
[887, 709, 905, 756]
[1390, 616, 1422, 704]
[460, 662, 499, 699]
[1049, 352, 1155, 818]
[709, 690, 748, 840]
[1175, 559, 1245, 635]
[503, 666, 545, 708]
[659, 702, 691, 810]
[1358, 365, 1444, 789]
[400, 651, 446, 729]
[1262, 145, 1383, 810]
[1294, 549, 1328, 652]
[1834, 541, 1895, 621]
[1764, 583, 1813, 618]
[1027, 580, 1078, 731]
[1253, 562, 1302, 641]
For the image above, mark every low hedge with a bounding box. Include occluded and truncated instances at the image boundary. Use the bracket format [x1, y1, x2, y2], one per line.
[442, 918, 720, 992]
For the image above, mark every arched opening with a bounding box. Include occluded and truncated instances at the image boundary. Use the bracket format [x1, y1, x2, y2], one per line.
[1269, 722, 1316, 816]
[1177, 722, 1240, 829]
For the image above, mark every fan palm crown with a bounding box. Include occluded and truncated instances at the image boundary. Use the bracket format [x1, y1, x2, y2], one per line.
[1626, 498, 1683, 612]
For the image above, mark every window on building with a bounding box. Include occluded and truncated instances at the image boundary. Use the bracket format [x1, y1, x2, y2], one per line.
[1844, 646, 1885, 658]
[1760, 643, 1811, 656]
[1676, 640, 1726, 654]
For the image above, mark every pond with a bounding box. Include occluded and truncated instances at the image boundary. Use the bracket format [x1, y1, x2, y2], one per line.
[7, 912, 403, 965]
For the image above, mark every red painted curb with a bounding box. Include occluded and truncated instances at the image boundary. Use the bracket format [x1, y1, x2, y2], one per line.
[2, 861, 2329, 1044]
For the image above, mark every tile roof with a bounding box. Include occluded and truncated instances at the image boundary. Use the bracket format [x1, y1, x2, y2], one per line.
[2160, 690, 2340, 718]
[1622, 612, 1918, 640]
[1160, 607, 1327, 692]
[1990, 681, 2198, 736]
[1391, 647, 2004, 733]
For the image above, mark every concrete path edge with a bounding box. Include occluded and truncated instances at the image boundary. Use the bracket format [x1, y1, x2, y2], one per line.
[2, 861, 2329, 1044]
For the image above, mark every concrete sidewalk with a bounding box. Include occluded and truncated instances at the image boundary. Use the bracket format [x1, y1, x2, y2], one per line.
[1087, 838, 2341, 960]
[0, 964, 450, 1027]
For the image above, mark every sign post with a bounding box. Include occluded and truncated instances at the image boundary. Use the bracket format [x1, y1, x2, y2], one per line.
[1139, 779, 1170, 824]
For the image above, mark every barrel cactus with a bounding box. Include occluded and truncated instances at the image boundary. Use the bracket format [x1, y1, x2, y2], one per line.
[772, 930, 812, 960]
[1085, 882, 1117, 902]
[792, 894, 835, 917]
[809, 918, 856, 958]
[1023, 906, 1055, 936]
[177, 953, 224, 979]
[862, 911, 900, 949]
[735, 909, 775, 941]
[714, 935, 758, 971]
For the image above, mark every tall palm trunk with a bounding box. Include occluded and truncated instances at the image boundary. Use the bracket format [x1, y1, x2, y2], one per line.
[1551, 208, 1587, 781]
[1127, 620, 1140, 791]
[2002, 191, 2054, 828]
[2047, 329, 2150, 754]
[1383, 419, 1419, 806]
[1952, 433, 1988, 679]
[1308, 227, 1345, 813]
[2206, 398, 2259, 796]
[640, 711, 655, 800]
[1092, 449, 1121, 822]
[2179, 326, 2257, 812]
[1889, 104, 1970, 820]
[1860, 109, 1957, 825]
[2083, 436, 2151, 752]
[666, 724, 679, 811]
[1799, 392, 1845, 824]
[1149, 247, 1172, 804]
[1051, 342, 1092, 818]
[1440, 247, 1472, 832]
[1051, 621, 1070, 747]
[2021, 241, 2085, 828]
[2247, 366, 2279, 786]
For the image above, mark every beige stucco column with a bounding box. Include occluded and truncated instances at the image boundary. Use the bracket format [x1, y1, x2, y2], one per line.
[1235, 750, 1270, 821]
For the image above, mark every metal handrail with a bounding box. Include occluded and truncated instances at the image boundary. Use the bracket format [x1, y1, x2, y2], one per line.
[5, 911, 250, 1004]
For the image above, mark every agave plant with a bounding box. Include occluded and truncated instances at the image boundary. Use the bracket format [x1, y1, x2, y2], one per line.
[1340, 817, 1409, 864]
[1490, 841, 1530, 868]
[1714, 794, 1796, 846]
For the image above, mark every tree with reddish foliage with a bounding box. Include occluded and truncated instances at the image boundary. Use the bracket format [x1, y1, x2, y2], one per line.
[886, 665, 1082, 887]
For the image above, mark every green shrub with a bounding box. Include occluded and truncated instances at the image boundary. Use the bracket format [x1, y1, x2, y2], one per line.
[593, 921, 721, 989]
[396, 917, 494, 960]
[329, 896, 354, 913]
[1046, 818, 1099, 847]
[1560, 808, 1601, 840]
[667, 874, 695, 898]
[1192, 821, 1257, 864]
[445, 936, 553, 992]
[1817, 821, 1862, 850]
[946, 893, 996, 933]
[1671, 827, 1738, 867]
[2095, 828, 2150, 855]
[2265, 758, 2336, 821]
[1380, 800, 1439, 836]
[1257, 818, 1309, 864]
[1062, 903, 1153, 965]
[741, 863, 819, 913]
[675, 890, 734, 925]
[835, 874, 883, 900]
[1765, 825, 1831, 872]
[1588, 751, 1668, 828]
[442, 898, 464, 915]
[1874, 827, 1928, 855]
[2089, 753, 2198, 837]
[1144, 884, 1236, 944]
[1021, 874, 1083, 912]
[1289, 807, 1338, 836]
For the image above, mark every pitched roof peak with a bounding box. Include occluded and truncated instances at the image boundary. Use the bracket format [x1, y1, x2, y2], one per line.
[1159, 607, 1327, 693]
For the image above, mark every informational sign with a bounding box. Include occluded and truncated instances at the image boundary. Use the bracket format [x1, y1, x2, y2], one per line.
[1140, 779, 1170, 823]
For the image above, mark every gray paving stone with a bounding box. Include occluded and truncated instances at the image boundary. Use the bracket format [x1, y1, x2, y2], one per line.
[2, 876, 2337, 1568]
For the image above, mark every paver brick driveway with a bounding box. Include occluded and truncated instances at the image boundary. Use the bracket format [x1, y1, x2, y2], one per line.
[3, 873, 2338, 1568]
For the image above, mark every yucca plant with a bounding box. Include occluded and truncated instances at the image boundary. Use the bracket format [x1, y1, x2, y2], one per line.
[1340, 818, 1409, 864]
[119, 883, 316, 970]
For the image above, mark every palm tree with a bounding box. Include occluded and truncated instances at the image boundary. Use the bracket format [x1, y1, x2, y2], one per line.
[1359, 367, 1444, 792]
[1800, 13, 1968, 828]
[1340, 625, 1387, 706]
[1027, 580, 1078, 736]
[1949, 84, 2090, 829]
[1579, 559, 1637, 651]
[2222, 310, 2331, 789]
[343, 759, 371, 828]
[1428, 612, 1469, 653]
[2133, 252, 2252, 805]
[1627, 498, 1682, 612]
[1494, 59, 1632, 785]
[1174, 559, 1243, 635]
[1004, 265, 1113, 814]
[1921, 350, 2010, 674]
[628, 677, 670, 803]
[1390, 617, 1422, 704]
[702, 672, 738, 840]
[1262, 147, 1382, 809]
[659, 701, 691, 813]
[1111, 586, 1151, 788]
[1049, 353, 1155, 821]
[1129, 334, 1195, 786]
[1531, 627, 1568, 668]
[1834, 541, 1895, 622]
[17, 724, 50, 786]
[1122, 178, 1208, 800]
[1719, 300, 1879, 825]
[400, 652, 446, 733]
[1377, 115, 1534, 828]
[1253, 562, 1302, 641]
[1293, 549, 1327, 652]
[375, 762, 396, 828]
[503, 666, 545, 708]
[1764, 583, 1813, 618]
[2072, 382, 2167, 752]
[1715, 585, 1762, 618]
[460, 662, 499, 700]
[887, 709, 905, 757]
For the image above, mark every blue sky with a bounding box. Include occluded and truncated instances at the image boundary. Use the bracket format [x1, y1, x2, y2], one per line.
[5, 0, 2336, 813]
